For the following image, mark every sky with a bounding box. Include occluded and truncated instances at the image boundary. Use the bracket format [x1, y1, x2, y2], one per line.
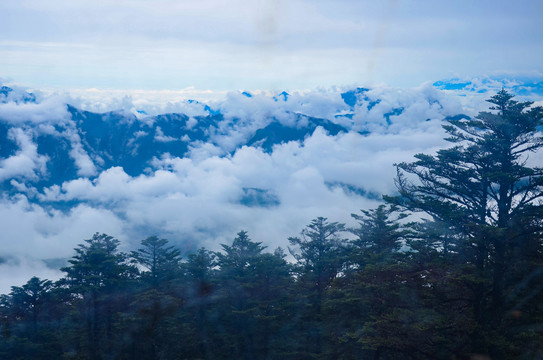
[1, 0, 542, 91]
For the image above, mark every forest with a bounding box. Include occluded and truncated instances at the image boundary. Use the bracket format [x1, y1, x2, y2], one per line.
[1, 90, 543, 359]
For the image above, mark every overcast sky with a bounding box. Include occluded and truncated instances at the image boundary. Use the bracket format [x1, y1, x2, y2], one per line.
[1, 0, 542, 91]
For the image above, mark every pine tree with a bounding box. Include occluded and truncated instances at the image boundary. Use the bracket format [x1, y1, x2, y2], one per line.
[61, 233, 136, 359]
[10, 277, 53, 337]
[127, 236, 183, 359]
[131, 236, 182, 290]
[215, 231, 267, 359]
[386, 90, 543, 356]
[182, 248, 217, 359]
[350, 204, 408, 264]
[288, 217, 346, 358]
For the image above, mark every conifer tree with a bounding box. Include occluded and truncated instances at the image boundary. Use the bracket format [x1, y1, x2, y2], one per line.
[350, 204, 408, 264]
[216, 231, 267, 359]
[10, 277, 53, 337]
[61, 233, 135, 359]
[387, 90, 543, 356]
[182, 248, 217, 359]
[288, 217, 346, 358]
[128, 236, 183, 359]
[131, 236, 182, 289]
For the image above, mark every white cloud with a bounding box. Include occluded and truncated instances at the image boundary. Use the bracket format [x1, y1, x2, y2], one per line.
[0, 81, 541, 295]
[69, 141, 97, 177]
[0, 194, 126, 293]
[154, 126, 177, 142]
[0, 128, 49, 181]
[31, 120, 447, 261]
[0, 96, 70, 124]
[0, 257, 63, 296]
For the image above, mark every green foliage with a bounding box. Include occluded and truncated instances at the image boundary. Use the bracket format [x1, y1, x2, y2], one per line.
[131, 236, 182, 289]
[62, 233, 135, 293]
[386, 90, 543, 356]
[214, 231, 295, 359]
[289, 217, 347, 287]
[349, 204, 409, 271]
[288, 217, 347, 358]
[59, 233, 137, 359]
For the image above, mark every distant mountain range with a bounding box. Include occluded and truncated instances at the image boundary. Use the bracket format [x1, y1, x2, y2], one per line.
[0, 85, 352, 194]
[1, 76, 541, 204]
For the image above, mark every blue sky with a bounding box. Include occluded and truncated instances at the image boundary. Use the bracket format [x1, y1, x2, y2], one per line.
[1, 0, 542, 91]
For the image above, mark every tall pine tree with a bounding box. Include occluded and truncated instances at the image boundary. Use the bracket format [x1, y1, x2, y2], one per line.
[387, 90, 543, 356]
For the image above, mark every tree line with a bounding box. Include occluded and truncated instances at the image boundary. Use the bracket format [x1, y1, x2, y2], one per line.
[1, 90, 543, 359]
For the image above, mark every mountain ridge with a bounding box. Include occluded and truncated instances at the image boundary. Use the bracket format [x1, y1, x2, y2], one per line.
[1, 77, 541, 206]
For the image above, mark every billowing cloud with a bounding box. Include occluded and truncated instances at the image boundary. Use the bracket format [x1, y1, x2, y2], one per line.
[0, 96, 70, 124]
[0, 80, 541, 294]
[0, 195, 125, 293]
[0, 128, 48, 181]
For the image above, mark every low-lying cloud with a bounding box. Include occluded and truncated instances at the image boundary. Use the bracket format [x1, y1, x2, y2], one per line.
[0, 79, 539, 294]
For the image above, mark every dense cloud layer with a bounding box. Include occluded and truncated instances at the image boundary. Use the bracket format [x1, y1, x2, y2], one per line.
[2, 1, 542, 90]
[0, 79, 541, 293]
